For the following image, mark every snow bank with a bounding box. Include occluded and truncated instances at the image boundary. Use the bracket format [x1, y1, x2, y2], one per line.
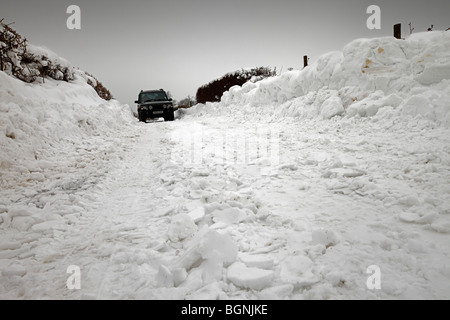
[186, 31, 450, 126]
[0, 50, 136, 295]
[26, 44, 72, 71]
[0, 69, 134, 183]
[0, 42, 135, 217]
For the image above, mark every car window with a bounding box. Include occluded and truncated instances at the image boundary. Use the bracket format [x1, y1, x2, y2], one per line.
[140, 92, 167, 102]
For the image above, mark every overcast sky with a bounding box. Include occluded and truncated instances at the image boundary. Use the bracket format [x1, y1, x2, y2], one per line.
[2, 0, 449, 104]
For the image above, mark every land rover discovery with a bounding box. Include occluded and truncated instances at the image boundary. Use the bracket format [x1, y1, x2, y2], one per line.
[135, 89, 175, 122]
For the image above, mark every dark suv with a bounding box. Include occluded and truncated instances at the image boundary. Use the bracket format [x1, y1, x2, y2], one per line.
[135, 89, 175, 122]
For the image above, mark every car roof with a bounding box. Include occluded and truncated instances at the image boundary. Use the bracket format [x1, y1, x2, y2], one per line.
[140, 89, 166, 94]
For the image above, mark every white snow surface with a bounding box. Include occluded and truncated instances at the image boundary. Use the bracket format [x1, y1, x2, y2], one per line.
[1, 32, 450, 300]
[186, 31, 450, 127]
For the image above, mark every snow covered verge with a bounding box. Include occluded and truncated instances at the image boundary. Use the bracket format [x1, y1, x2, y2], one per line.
[0, 46, 139, 297]
[184, 31, 450, 126]
[0, 52, 135, 231]
[167, 31, 450, 300]
[0, 69, 134, 186]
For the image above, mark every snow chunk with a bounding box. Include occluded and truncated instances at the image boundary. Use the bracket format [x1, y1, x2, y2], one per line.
[200, 230, 238, 266]
[200, 251, 224, 284]
[211, 207, 247, 225]
[429, 222, 450, 234]
[156, 265, 174, 288]
[278, 163, 298, 171]
[329, 167, 366, 178]
[174, 228, 238, 271]
[187, 206, 205, 223]
[2, 264, 27, 277]
[169, 228, 238, 290]
[279, 255, 318, 288]
[227, 262, 274, 291]
[239, 253, 274, 270]
[416, 213, 438, 224]
[320, 95, 344, 119]
[0, 242, 22, 250]
[7, 205, 34, 217]
[312, 229, 339, 247]
[401, 95, 431, 118]
[31, 220, 67, 232]
[415, 62, 450, 85]
[167, 213, 198, 242]
[11, 216, 36, 231]
[399, 212, 421, 223]
[172, 268, 188, 287]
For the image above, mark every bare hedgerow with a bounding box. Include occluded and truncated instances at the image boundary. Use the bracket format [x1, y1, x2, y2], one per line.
[86, 72, 113, 101]
[0, 18, 74, 83]
[196, 67, 277, 104]
[1, 18, 113, 100]
[0, 19, 31, 81]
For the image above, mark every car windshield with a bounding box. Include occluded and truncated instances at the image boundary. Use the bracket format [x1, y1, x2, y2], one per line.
[140, 91, 168, 102]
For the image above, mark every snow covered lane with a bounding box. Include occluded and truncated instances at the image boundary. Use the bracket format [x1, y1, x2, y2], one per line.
[249, 117, 450, 299]
[1, 115, 450, 299]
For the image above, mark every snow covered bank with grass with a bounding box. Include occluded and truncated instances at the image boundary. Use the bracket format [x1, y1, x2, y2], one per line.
[0, 68, 134, 188]
[0, 44, 135, 239]
[186, 31, 450, 126]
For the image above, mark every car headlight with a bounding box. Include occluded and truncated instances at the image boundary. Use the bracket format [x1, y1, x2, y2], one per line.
[141, 106, 148, 111]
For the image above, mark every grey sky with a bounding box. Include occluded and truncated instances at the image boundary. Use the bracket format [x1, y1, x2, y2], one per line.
[2, 0, 449, 104]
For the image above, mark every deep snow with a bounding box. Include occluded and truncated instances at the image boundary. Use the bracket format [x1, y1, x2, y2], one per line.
[1, 31, 450, 300]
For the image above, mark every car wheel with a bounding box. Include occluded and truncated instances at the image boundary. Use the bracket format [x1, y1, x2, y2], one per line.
[167, 110, 175, 121]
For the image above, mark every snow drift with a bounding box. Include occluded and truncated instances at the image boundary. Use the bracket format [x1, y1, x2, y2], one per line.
[186, 31, 450, 126]
[0, 48, 134, 190]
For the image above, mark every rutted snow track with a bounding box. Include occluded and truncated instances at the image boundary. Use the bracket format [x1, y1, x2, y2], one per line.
[2, 114, 450, 299]
[2, 29, 450, 299]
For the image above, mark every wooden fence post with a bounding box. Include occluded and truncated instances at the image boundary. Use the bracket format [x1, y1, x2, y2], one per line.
[394, 23, 402, 39]
[303, 55, 308, 68]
